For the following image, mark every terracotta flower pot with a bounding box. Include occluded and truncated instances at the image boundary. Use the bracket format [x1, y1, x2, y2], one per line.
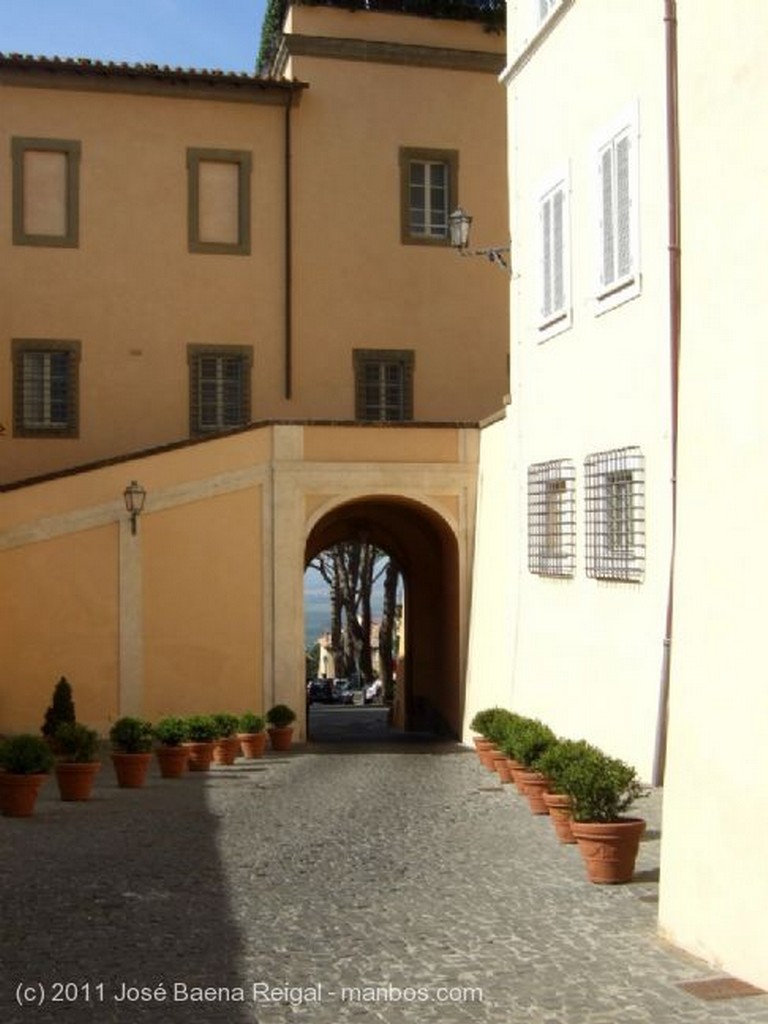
[155, 745, 189, 779]
[212, 736, 240, 766]
[492, 752, 512, 784]
[0, 773, 49, 817]
[55, 761, 101, 801]
[268, 726, 294, 752]
[570, 817, 646, 884]
[508, 761, 530, 794]
[479, 744, 499, 771]
[519, 770, 551, 815]
[543, 792, 576, 843]
[111, 752, 152, 788]
[183, 741, 215, 772]
[238, 731, 267, 759]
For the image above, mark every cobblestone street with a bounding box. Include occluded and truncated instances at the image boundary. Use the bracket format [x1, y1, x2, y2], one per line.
[2, 722, 767, 1024]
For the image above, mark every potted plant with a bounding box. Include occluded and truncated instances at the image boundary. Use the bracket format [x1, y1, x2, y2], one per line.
[211, 712, 241, 766]
[0, 734, 55, 816]
[41, 676, 76, 752]
[536, 738, 593, 844]
[109, 716, 154, 788]
[152, 716, 189, 778]
[182, 714, 218, 771]
[266, 704, 296, 752]
[558, 743, 646, 884]
[237, 711, 266, 759]
[498, 714, 537, 793]
[469, 707, 504, 768]
[514, 719, 557, 814]
[53, 722, 101, 801]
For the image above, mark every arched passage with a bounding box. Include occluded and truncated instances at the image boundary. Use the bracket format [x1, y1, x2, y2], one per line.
[305, 496, 462, 738]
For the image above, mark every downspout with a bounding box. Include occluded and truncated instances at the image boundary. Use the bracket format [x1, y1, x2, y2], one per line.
[284, 87, 294, 400]
[654, 0, 681, 786]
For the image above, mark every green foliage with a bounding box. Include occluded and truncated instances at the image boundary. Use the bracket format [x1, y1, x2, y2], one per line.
[109, 716, 154, 753]
[153, 716, 188, 747]
[212, 713, 240, 738]
[54, 722, 100, 763]
[238, 711, 265, 733]
[469, 707, 504, 737]
[41, 676, 76, 739]
[512, 719, 557, 768]
[0, 734, 55, 774]
[557, 744, 645, 823]
[536, 738, 595, 793]
[184, 714, 219, 742]
[266, 703, 297, 728]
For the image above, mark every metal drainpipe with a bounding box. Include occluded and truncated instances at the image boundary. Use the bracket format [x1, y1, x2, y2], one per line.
[284, 87, 294, 401]
[654, 0, 681, 787]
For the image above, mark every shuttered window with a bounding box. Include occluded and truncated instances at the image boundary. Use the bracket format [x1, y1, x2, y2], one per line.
[540, 180, 567, 324]
[354, 350, 414, 422]
[595, 110, 638, 306]
[12, 340, 80, 437]
[538, 0, 559, 22]
[188, 346, 252, 435]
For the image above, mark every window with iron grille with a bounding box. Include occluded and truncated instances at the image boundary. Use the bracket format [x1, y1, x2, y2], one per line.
[12, 340, 80, 437]
[399, 148, 458, 246]
[353, 349, 414, 422]
[188, 346, 252, 435]
[528, 459, 576, 576]
[584, 446, 645, 581]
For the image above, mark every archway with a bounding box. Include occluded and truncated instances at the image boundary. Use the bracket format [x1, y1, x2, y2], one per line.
[305, 496, 462, 739]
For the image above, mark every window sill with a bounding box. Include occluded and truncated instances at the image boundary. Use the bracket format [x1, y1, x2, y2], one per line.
[537, 309, 572, 343]
[594, 274, 641, 316]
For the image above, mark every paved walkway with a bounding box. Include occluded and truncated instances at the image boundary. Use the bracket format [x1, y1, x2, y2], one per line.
[2, 731, 767, 1024]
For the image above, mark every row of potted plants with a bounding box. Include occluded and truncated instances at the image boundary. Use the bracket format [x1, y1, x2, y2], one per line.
[0, 702, 298, 818]
[470, 707, 647, 885]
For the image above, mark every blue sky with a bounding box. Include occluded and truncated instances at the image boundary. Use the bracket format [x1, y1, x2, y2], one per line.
[0, 0, 269, 72]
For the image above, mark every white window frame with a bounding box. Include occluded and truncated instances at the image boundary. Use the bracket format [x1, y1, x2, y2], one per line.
[537, 165, 571, 340]
[537, 0, 561, 25]
[592, 103, 640, 314]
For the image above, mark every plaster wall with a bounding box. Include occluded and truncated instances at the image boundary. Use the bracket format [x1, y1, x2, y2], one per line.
[658, 0, 768, 990]
[500, 0, 673, 778]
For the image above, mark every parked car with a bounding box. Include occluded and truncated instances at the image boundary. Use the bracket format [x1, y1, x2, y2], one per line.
[333, 679, 357, 705]
[307, 679, 335, 704]
[364, 680, 383, 704]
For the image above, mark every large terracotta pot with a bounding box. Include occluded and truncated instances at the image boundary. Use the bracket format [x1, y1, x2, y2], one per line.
[155, 745, 189, 779]
[492, 752, 512, 784]
[238, 731, 267, 759]
[111, 752, 152, 789]
[508, 761, 530, 794]
[519, 770, 551, 815]
[543, 792, 576, 843]
[183, 741, 215, 772]
[478, 744, 498, 771]
[212, 736, 240, 766]
[55, 761, 101, 801]
[570, 817, 646, 884]
[268, 726, 294, 752]
[0, 773, 49, 817]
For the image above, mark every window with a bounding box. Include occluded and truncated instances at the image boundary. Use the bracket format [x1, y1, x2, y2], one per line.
[400, 148, 458, 246]
[12, 340, 80, 437]
[187, 149, 252, 255]
[12, 137, 81, 248]
[528, 459, 576, 577]
[584, 447, 645, 581]
[353, 350, 414, 422]
[594, 105, 640, 309]
[538, 170, 570, 336]
[188, 346, 252, 435]
[538, 0, 560, 22]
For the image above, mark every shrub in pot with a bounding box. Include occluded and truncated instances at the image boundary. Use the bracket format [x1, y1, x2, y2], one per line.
[183, 714, 218, 771]
[0, 734, 55, 816]
[153, 716, 189, 778]
[266, 704, 296, 752]
[469, 707, 510, 769]
[41, 676, 76, 752]
[498, 715, 537, 791]
[109, 716, 154, 788]
[211, 712, 241, 765]
[53, 721, 101, 801]
[536, 738, 594, 843]
[237, 711, 266, 759]
[558, 743, 647, 883]
[514, 719, 558, 814]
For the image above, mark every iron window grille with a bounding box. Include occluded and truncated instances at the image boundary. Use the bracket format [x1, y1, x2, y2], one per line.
[12, 340, 80, 437]
[584, 446, 645, 582]
[528, 459, 576, 577]
[188, 346, 252, 435]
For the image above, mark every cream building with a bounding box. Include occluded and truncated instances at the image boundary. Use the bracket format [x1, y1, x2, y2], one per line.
[465, 0, 768, 994]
